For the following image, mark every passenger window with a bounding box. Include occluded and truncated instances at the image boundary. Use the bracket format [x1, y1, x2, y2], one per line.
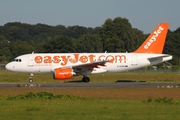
[19, 59, 22, 62]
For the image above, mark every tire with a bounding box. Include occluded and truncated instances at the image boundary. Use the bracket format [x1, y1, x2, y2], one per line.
[29, 78, 33, 83]
[82, 77, 90, 83]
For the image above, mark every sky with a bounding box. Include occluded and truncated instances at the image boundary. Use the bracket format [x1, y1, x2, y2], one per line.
[0, 0, 179, 33]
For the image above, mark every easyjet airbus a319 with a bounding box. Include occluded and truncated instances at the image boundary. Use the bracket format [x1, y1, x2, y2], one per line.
[6, 23, 172, 83]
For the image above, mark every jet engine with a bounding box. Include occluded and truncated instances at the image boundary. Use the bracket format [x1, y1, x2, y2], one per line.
[53, 68, 75, 80]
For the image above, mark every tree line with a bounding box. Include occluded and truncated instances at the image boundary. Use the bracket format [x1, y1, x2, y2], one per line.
[0, 17, 179, 66]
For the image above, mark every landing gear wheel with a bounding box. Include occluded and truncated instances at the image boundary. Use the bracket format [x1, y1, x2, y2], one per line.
[29, 77, 33, 83]
[82, 77, 90, 83]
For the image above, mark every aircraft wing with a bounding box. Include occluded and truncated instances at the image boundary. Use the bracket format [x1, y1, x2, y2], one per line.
[72, 60, 109, 69]
[71, 60, 110, 74]
[50, 60, 110, 73]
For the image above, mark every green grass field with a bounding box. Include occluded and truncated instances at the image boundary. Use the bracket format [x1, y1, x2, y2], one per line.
[0, 70, 180, 120]
[0, 92, 180, 120]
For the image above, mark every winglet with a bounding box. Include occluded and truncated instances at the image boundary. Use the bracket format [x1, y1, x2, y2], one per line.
[133, 23, 169, 54]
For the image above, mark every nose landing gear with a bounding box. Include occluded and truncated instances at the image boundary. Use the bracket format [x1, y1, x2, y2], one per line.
[29, 73, 34, 83]
[27, 73, 41, 87]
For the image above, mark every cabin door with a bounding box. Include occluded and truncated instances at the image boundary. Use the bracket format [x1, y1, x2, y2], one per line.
[28, 55, 34, 67]
[131, 55, 137, 66]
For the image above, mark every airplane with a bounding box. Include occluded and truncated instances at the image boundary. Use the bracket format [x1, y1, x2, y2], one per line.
[5, 23, 172, 83]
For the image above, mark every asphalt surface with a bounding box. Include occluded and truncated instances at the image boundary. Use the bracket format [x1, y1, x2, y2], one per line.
[0, 82, 179, 88]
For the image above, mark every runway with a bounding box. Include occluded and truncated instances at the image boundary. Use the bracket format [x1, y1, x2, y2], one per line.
[0, 82, 179, 88]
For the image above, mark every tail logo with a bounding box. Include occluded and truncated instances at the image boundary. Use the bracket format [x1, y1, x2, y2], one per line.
[144, 26, 164, 49]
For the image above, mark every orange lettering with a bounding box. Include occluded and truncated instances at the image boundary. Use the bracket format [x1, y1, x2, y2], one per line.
[69, 54, 79, 63]
[106, 55, 114, 63]
[53, 56, 60, 63]
[61, 56, 70, 66]
[34, 56, 43, 64]
[44, 56, 52, 63]
[98, 55, 105, 61]
[33, 54, 127, 65]
[79, 55, 88, 63]
[115, 55, 126, 63]
[88, 54, 95, 62]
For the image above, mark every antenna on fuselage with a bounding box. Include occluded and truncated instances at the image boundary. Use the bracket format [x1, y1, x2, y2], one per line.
[105, 51, 107, 53]
[32, 51, 34, 54]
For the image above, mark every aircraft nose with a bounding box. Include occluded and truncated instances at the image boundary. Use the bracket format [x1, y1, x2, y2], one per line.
[5, 63, 10, 70]
[5, 63, 13, 71]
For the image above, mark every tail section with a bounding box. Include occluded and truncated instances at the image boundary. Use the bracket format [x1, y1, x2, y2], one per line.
[134, 23, 169, 54]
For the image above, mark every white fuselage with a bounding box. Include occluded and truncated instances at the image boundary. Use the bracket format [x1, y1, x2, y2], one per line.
[5, 53, 172, 74]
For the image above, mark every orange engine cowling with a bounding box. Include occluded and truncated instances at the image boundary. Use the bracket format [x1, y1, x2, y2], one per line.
[53, 68, 74, 80]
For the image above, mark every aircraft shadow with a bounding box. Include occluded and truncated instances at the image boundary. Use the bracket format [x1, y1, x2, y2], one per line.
[64, 80, 83, 83]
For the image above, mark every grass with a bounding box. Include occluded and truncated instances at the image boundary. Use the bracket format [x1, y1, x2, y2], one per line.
[0, 92, 180, 120]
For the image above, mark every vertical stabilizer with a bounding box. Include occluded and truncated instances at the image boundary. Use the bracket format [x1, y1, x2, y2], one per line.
[134, 23, 169, 54]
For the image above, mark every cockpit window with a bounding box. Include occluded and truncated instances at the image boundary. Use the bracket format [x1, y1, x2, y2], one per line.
[13, 59, 22, 62]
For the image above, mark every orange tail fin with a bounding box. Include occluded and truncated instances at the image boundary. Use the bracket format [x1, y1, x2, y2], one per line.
[133, 23, 169, 54]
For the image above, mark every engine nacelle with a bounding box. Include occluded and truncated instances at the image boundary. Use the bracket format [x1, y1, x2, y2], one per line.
[53, 68, 75, 80]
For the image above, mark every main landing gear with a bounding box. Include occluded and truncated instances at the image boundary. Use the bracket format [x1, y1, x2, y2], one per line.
[82, 76, 90, 83]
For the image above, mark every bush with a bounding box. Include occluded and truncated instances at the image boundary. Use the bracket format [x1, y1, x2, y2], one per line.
[154, 97, 173, 104]
[7, 92, 85, 100]
[143, 96, 177, 104]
